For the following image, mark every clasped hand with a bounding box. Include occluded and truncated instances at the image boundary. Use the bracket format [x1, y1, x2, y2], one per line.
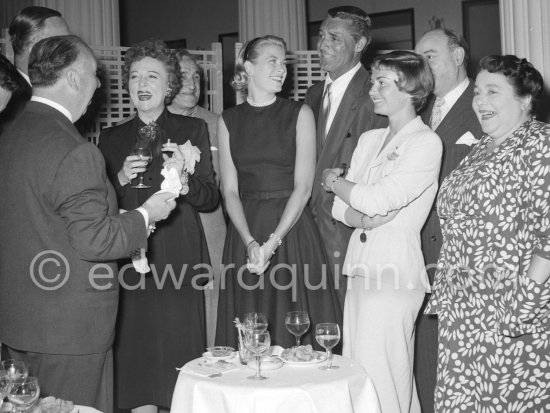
[119, 155, 149, 184]
[161, 142, 186, 177]
[246, 240, 277, 274]
[321, 167, 343, 193]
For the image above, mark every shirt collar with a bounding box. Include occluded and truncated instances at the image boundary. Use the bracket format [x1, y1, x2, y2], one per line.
[439, 77, 469, 108]
[324, 61, 362, 90]
[17, 68, 31, 86]
[31, 96, 73, 122]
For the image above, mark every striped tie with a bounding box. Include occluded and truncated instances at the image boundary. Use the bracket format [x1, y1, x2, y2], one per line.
[430, 97, 445, 130]
[321, 83, 332, 137]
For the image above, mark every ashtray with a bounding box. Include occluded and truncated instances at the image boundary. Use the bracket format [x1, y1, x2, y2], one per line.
[206, 346, 235, 357]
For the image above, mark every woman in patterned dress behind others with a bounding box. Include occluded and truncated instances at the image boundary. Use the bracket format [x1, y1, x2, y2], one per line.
[215, 35, 341, 349]
[427, 55, 550, 412]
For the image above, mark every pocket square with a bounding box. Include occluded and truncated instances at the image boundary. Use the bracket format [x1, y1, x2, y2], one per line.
[456, 131, 479, 146]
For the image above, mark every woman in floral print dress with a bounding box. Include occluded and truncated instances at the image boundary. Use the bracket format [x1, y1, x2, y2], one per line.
[427, 55, 550, 412]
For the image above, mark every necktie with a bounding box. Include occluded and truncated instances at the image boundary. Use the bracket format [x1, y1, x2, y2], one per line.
[430, 97, 445, 130]
[321, 83, 332, 137]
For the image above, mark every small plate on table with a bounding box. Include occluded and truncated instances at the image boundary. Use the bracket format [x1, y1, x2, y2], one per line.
[279, 350, 327, 366]
[247, 355, 284, 371]
[202, 351, 237, 362]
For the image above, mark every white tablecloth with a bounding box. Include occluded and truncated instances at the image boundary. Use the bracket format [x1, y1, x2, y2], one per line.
[170, 355, 380, 413]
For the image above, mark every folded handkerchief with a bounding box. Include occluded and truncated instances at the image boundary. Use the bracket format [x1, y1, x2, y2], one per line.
[132, 165, 181, 273]
[180, 140, 201, 174]
[456, 131, 479, 146]
[160, 165, 182, 194]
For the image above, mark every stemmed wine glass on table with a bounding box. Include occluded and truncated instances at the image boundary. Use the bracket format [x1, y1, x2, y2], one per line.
[242, 312, 268, 334]
[8, 377, 39, 413]
[244, 331, 271, 380]
[0, 360, 28, 381]
[285, 311, 310, 348]
[315, 323, 341, 370]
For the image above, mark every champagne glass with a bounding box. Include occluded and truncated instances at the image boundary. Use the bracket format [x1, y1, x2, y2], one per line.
[8, 376, 39, 413]
[242, 312, 268, 334]
[285, 310, 310, 347]
[244, 330, 270, 380]
[315, 323, 340, 370]
[130, 146, 153, 189]
[0, 360, 28, 381]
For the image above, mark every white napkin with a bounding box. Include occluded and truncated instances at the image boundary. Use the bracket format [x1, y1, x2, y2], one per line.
[180, 140, 201, 174]
[456, 131, 479, 146]
[132, 166, 182, 273]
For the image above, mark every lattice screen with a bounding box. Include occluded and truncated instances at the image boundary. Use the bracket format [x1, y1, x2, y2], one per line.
[0, 31, 223, 145]
[87, 43, 223, 145]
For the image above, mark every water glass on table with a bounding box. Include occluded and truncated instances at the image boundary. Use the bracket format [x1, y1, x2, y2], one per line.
[8, 376, 39, 413]
[244, 331, 271, 380]
[0, 360, 28, 381]
[285, 311, 310, 347]
[242, 312, 268, 334]
[315, 323, 340, 370]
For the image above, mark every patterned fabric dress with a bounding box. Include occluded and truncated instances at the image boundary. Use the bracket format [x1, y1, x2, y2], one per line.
[427, 118, 550, 412]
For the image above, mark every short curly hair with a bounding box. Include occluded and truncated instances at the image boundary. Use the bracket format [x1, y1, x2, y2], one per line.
[232, 35, 286, 95]
[122, 39, 182, 105]
[372, 50, 434, 112]
[478, 55, 543, 114]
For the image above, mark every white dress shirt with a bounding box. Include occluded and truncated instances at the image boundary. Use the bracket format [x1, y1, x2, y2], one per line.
[323, 62, 362, 133]
[437, 77, 470, 121]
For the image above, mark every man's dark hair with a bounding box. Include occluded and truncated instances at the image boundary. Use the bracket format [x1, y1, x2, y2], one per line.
[29, 35, 90, 88]
[9, 6, 63, 56]
[327, 5, 372, 51]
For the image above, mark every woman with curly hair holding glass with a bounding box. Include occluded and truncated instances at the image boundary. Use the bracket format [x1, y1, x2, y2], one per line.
[427, 55, 550, 412]
[99, 39, 218, 413]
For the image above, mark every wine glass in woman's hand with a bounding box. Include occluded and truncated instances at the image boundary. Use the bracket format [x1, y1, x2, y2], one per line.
[130, 146, 153, 189]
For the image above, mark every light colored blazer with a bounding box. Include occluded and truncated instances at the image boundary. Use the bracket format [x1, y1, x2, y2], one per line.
[332, 116, 442, 291]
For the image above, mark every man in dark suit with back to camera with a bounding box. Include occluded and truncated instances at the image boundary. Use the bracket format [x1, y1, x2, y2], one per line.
[306, 5, 387, 310]
[1, 6, 69, 123]
[413, 28, 483, 413]
[0, 35, 176, 413]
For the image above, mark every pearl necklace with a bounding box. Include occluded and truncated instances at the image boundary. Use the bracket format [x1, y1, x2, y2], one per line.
[247, 96, 276, 107]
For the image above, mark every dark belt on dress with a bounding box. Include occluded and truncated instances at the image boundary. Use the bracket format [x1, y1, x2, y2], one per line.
[240, 189, 293, 200]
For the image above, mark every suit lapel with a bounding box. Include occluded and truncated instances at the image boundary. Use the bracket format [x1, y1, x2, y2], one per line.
[436, 82, 475, 132]
[312, 67, 370, 205]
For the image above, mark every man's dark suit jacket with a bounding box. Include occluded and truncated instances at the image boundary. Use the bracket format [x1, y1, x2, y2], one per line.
[0, 101, 147, 355]
[0, 69, 31, 133]
[420, 80, 483, 273]
[415, 80, 483, 413]
[305, 66, 387, 305]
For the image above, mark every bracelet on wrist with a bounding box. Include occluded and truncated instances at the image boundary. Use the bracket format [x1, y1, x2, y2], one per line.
[269, 233, 283, 247]
[246, 239, 257, 248]
[330, 175, 340, 192]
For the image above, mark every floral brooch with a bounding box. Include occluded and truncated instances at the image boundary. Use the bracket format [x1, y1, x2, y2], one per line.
[387, 146, 400, 161]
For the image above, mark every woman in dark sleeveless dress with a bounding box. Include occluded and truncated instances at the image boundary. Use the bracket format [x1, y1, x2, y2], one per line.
[215, 35, 341, 349]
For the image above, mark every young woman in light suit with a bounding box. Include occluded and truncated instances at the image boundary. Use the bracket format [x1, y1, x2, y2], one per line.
[322, 51, 442, 413]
